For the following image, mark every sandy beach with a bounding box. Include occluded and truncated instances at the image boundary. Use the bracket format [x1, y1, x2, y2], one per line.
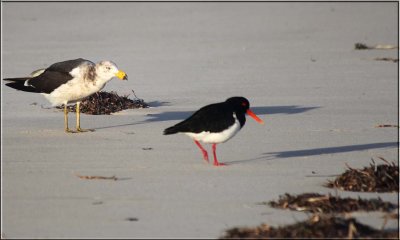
[2, 2, 398, 238]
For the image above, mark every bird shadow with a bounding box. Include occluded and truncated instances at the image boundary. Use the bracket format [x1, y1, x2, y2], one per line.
[147, 101, 172, 107]
[251, 105, 320, 115]
[265, 142, 399, 158]
[94, 105, 319, 130]
[142, 105, 320, 124]
[226, 141, 398, 165]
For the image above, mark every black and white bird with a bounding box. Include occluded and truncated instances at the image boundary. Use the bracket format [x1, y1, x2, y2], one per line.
[163, 97, 264, 166]
[3, 58, 128, 133]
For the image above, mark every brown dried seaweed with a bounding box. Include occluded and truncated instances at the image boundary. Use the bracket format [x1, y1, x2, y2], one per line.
[266, 193, 397, 214]
[375, 124, 399, 128]
[374, 57, 399, 63]
[324, 158, 399, 192]
[75, 173, 118, 181]
[221, 215, 398, 239]
[355, 42, 398, 50]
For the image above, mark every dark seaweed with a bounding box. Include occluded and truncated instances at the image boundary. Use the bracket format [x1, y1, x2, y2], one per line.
[267, 193, 397, 214]
[324, 158, 399, 192]
[57, 91, 148, 115]
[221, 216, 398, 239]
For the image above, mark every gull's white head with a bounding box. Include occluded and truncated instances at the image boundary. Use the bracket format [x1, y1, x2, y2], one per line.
[96, 61, 128, 81]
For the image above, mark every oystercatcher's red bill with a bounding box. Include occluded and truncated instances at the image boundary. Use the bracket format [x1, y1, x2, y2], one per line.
[246, 109, 264, 124]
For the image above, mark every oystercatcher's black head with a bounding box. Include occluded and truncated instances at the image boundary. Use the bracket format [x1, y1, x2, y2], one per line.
[226, 97, 264, 124]
[226, 96, 250, 112]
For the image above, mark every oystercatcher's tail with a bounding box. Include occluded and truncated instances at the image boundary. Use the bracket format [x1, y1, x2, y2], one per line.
[163, 125, 180, 135]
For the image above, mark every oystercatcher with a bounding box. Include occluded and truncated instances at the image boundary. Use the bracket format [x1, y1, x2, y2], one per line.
[4, 58, 128, 133]
[163, 97, 264, 166]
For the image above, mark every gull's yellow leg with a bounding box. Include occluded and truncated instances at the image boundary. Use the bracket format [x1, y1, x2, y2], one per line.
[76, 102, 94, 132]
[76, 102, 81, 131]
[64, 104, 73, 133]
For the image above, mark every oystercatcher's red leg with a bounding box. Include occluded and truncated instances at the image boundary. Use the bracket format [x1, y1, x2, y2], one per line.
[212, 144, 226, 166]
[194, 140, 209, 163]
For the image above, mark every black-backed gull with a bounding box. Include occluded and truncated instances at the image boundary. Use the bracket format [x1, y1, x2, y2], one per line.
[4, 58, 128, 133]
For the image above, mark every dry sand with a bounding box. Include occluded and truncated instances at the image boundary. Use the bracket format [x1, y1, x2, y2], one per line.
[2, 2, 398, 238]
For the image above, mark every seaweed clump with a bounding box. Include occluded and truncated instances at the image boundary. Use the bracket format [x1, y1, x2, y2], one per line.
[324, 158, 398, 192]
[221, 215, 398, 239]
[57, 91, 148, 115]
[267, 193, 397, 214]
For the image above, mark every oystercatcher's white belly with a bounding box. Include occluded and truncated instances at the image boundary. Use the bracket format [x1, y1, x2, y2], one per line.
[185, 114, 241, 144]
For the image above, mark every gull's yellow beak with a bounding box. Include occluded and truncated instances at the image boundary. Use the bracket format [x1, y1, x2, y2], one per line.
[115, 70, 128, 80]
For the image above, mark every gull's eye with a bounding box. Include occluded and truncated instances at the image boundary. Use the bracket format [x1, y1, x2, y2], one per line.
[106, 66, 111, 70]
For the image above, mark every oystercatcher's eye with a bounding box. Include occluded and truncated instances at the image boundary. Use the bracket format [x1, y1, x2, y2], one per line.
[241, 102, 247, 106]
